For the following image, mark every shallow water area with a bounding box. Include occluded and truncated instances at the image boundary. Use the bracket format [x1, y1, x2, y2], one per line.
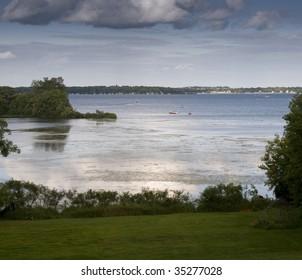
[0, 94, 293, 196]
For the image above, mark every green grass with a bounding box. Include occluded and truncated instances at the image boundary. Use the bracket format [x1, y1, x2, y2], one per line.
[0, 212, 302, 260]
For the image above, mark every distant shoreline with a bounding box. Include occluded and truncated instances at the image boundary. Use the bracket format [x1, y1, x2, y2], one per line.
[14, 85, 301, 95]
[69, 91, 297, 95]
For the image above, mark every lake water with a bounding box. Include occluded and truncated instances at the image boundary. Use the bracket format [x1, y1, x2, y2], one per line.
[0, 94, 293, 196]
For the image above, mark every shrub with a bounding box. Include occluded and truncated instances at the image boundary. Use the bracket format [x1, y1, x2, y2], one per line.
[77, 110, 117, 120]
[60, 206, 106, 218]
[253, 200, 302, 229]
[0, 207, 59, 220]
[1, 180, 274, 220]
[247, 195, 271, 211]
[67, 189, 119, 208]
[0, 180, 42, 210]
[243, 185, 272, 211]
[0, 181, 196, 220]
[118, 188, 194, 210]
[197, 183, 246, 212]
[0, 180, 66, 216]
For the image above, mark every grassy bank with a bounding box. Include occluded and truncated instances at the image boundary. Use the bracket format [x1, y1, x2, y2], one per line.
[1, 212, 302, 260]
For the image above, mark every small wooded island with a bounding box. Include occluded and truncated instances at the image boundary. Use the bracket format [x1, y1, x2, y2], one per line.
[0, 77, 117, 120]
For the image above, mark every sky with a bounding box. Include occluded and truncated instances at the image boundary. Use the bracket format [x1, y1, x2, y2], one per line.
[0, 0, 301, 87]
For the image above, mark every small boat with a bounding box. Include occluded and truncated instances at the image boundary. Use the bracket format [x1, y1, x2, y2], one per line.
[169, 112, 178, 115]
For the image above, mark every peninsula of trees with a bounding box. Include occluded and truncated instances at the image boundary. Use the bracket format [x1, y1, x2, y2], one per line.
[0, 77, 117, 119]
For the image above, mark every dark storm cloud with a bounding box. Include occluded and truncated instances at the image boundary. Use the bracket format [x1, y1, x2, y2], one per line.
[0, 0, 77, 25]
[0, 0, 192, 28]
[0, 0, 282, 31]
[175, 0, 207, 12]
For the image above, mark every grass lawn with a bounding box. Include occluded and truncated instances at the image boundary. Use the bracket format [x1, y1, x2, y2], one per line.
[0, 212, 302, 260]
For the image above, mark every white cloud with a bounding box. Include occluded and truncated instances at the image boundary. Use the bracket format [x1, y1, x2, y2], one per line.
[174, 63, 194, 70]
[0, 50, 16, 59]
[246, 11, 280, 30]
[40, 53, 70, 67]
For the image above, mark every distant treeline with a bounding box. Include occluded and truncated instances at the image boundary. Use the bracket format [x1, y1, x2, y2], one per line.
[15, 85, 302, 95]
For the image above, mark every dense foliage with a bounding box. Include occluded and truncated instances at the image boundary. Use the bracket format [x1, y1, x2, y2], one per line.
[197, 183, 270, 212]
[0, 119, 20, 157]
[0, 78, 117, 119]
[0, 180, 194, 219]
[253, 200, 301, 229]
[0, 180, 271, 220]
[260, 94, 302, 206]
[0, 87, 18, 115]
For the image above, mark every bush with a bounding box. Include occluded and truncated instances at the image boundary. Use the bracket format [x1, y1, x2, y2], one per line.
[61, 204, 194, 219]
[0, 207, 59, 220]
[248, 195, 271, 211]
[119, 188, 194, 210]
[197, 184, 272, 212]
[0, 181, 196, 220]
[242, 185, 272, 211]
[197, 183, 246, 212]
[60, 206, 106, 218]
[253, 200, 302, 229]
[0, 180, 275, 220]
[0, 180, 66, 217]
[77, 110, 117, 120]
[0, 180, 42, 210]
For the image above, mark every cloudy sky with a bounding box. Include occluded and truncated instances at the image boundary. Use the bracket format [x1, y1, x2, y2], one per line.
[0, 0, 301, 87]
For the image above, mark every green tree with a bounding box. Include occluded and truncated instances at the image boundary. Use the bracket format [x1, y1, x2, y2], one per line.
[0, 119, 20, 157]
[260, 94, 302, 206]
[197, 183, 245, 212]
[0, 87, 18, 115]
[31, 77, 66, 94]
[30, 77, 75, 118]
[30, 89, 74, 118]
[1, 77, 116, 120]
[7, 77, 76, 118]
[260, 135, 291, 201]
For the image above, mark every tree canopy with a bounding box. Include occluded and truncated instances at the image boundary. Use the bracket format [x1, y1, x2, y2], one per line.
[6, 77, 75, 118]
[0, 87, 18, 115]
[0, 119, 20, 157]
[31, 77, 66, 94]
[0, 77, 116, 119]
[260, 94, 302, 206]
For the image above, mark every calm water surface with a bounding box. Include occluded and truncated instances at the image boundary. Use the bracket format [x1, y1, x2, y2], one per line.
[0, 94, 293, 196]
